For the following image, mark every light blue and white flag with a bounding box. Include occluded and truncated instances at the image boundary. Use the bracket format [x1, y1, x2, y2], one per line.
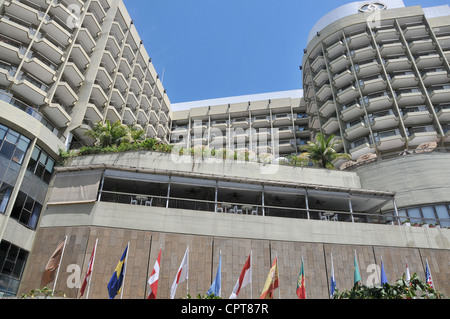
[207, 252, 222, 297]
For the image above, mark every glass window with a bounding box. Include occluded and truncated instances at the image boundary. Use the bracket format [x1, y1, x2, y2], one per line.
[436, 205, 450, 228]
[27, 146, 55, 184]
[0, 127, 30, 164]
[9, 191, 42, 230]
[421, 206, 436, 224]
[407, 207, 422, 224]
[0, 241, 29, 280]
[0, 184, 13, 214]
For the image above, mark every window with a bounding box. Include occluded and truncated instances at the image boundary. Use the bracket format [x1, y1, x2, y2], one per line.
[27, 146, 55, 184]
[0, 183, 13, 214]
[10, 191, 42, 230]
[0, 241, 28, 296]
[0, 125, 30, 165]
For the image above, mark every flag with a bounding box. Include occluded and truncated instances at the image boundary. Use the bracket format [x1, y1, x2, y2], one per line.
[79, 239, 98, 298]
[380, 258, 388, 285]
[207, 253, 222, 297]
[229, 253, 252, 299]
[41, 237, 67, 288]
[330, 254, 336, 298]
[296, 257, 306, 299]
[425, 259, 434, 289]
[107, 244, 129, 299]
[354, 250, 361, 287]
[170, 246, 189, 299]
[260, 257, 279, 299]
[147, 249, 161, 299]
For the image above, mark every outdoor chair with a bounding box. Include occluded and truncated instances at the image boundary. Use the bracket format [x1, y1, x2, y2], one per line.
[251, 207, 258, 216]
[130, 198, 138, 205]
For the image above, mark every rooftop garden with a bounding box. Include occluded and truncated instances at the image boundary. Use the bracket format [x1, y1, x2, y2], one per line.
[59, 120, 349, 169]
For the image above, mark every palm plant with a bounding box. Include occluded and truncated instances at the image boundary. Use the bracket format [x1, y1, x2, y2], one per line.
[85, 120, 135, 147]
[302, 133, 350, 169]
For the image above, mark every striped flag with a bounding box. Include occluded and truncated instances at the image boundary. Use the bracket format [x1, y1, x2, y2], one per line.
[147, 249, 161, 299]
[207, 252, 222, 297]
[260, 257, 279, 299]
[230, 253, 252, 299]
[79, 239, 98, 298]
[107, 243, 129, 299]
[170, 246, 189, 299]
[354, 250, 361, 287]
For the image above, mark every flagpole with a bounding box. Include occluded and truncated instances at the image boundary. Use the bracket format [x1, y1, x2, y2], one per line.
[276, 252, 281, 300]
[85, 238, 98, 300]
[186, 245, 190, 297]
[250, 250, 253, 300]
[120, 242, 130, 300]
[52, 236, 68, 296]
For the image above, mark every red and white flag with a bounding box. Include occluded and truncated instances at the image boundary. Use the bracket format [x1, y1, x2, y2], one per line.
[170, 246, 189, 299]
[79, 239, 98, 298]
[229, 253, 252, 299]
[147, 249, 161, 299]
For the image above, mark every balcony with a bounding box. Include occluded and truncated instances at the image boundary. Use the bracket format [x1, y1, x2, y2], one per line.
[360, 76, 386, 94]
[313, 69, 328, 86]
[12, 71, 49, 106]
[421, 69, 449, 86]
[309, 115, 320, 129]
[374, 129, 404, 151]
[146, 124, 157, 138]
[251, 115, 269, 128]
[275, 140, 295, 153]
[437, 35, 450, 48]
[0, 15, 32, 45]
[210, 120, 229, 130]
[210, 135, 227, 148]
[96, 66, 113, 91]
[340, 101, 365, 122]
[159, 111, 169, 124]
[349, 137, 375, 160]
[329, 54, 350, 73]
[106, 105, 121, 124]
[86, 102, 104, 124]
[110, 88, 125, 110]
[408, 38, 435, 54]
[90, 84, 108, 108]
[322, 117, 339, 135]
[127, 91, 139, 110]
[43, 99, 71, 128]
[70, 44, 90, 70]
[326, 40, 345, 59]
[355, 59, 381, 77]
[77, 28, 96, 53]
[157, 124, 168, 137]
[64, 61, 85, 88]
[407, 126, 439, 147]
[106, 35, 121, 59]
[401, 106, 432, 125]
[336, 84, 359, 104]
[83, 12, 102, 38]
[351, 46, 376, 63]
[390, 72, 418, 89]
[274, 127, 294, 140]
[346, 31, 371, 49]
[383, 56, 411, 72]
[41, 13, 72, 46]
[123, 107, 136, 126]
[396, 89, 425, 107]
[375, 27, 398, 42]
[148, 110, 159, 125]
[345, 118, 369, 140]
[316, 84, 332, 102]
[32, 34, 65, 65]
[333, 69, 353, 88]
[370, 113, 398, 131]
[415, 53, 442, 69]
[403, 25, 428, 41]
[428, 85, 450, 104]
[319, 99, 336, 118]
[310, 54, 325, 72]
[191, 121, 208, 133]
[435, 105, 450, 122]
[272, 114, 292, 126]
[151, 96, 161, 111]
[22, 51, 58, 85]
[379, 42, 404, 57]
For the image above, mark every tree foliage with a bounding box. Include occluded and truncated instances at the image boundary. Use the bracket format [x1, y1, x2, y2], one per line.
[301, 133, 350, 169]
[333, 273, 446, 299]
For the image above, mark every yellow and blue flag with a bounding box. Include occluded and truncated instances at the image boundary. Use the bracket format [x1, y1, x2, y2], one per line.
[107, 245, 128, 299]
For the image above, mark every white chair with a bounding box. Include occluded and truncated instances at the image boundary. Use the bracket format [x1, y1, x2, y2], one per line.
[319, 213, 328, 221]
[331, 214, 338, 222]
[251, 207, 258, 216]
[216, 205, 224, 213]
[145, 198, 153, 206]
[130, 198, 138, 205]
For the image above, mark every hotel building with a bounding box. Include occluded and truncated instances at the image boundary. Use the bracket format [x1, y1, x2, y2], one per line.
[0, 0, 448, 298]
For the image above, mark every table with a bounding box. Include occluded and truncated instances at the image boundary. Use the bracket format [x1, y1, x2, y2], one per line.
[322, 212, 335, 221]
[135, 195, 149, 205]
[221, 203, 232, 213]
[241, 205, 254, 215]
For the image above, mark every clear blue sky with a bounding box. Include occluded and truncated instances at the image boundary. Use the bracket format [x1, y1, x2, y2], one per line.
[123, 0, 450, 103]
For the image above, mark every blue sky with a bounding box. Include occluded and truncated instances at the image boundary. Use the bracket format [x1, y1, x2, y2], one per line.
[123, 0, 450, 103]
